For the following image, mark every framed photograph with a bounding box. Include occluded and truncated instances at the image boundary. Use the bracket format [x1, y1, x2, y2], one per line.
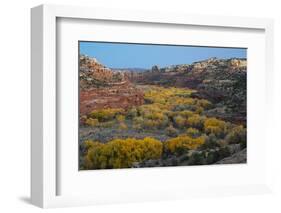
[31, 4, 274, 208]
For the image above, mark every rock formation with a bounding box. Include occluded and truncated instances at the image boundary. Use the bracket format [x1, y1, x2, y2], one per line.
[79, 55, 144, 117]
[127, 57, 247, 125]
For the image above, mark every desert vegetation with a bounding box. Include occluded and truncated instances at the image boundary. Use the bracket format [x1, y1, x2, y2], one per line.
[79, 54, 247, 169]
[80, 72, 246, 169]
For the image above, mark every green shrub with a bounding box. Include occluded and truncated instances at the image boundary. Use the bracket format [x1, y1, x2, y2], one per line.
[225, 125, 246, 146]
[195, 106, 204, 114]
[165, 125, 179, 137]
[189, 152, 205, 165]
[205, 151, 219, 164]
[186, 127, 200, 138]
[178, 110, 193, 118]
[186, 114, 205, 129]
[89, 108, 124, 122]
[127, 107, 138, 118]
[196, 99, 212, 109]
[200, 133, 220, 149]
[173, 115, 186, 128]
[217, 147, 231, 159]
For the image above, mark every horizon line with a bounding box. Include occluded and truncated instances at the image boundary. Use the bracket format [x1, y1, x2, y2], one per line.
[80, 54, 247, 70]
[79, 41, 247, 69]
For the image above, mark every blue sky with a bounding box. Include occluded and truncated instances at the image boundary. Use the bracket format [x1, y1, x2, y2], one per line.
[79, 41, 246, 69]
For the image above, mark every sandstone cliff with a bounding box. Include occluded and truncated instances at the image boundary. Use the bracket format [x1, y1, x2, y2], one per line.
[79, 55, 144, 117]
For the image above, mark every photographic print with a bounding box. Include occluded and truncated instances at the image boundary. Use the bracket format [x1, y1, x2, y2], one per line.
[79, 42, 247, 170]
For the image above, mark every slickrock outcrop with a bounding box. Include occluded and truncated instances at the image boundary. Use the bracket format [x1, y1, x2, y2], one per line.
[228, 58, 247, 69]
[79, 55, 144, 116]
[80, 55, 127, 89]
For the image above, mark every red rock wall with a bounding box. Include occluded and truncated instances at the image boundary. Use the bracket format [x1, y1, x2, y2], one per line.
[80, 84, 144, 116]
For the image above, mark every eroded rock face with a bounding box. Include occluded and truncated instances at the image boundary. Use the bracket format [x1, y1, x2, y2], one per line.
[80, 55, 127, 89]
[228, 58, 247, 70]
[80, 85, 144, 116]
[79, 55, 144, 117]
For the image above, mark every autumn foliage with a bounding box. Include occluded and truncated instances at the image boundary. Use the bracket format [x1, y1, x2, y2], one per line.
[83, 137, 163, 169]
[165, 135, 206, 155]
[80, 86, 247, 169]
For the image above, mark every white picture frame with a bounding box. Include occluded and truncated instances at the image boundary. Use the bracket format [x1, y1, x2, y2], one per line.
[31, 4, 274, 208]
